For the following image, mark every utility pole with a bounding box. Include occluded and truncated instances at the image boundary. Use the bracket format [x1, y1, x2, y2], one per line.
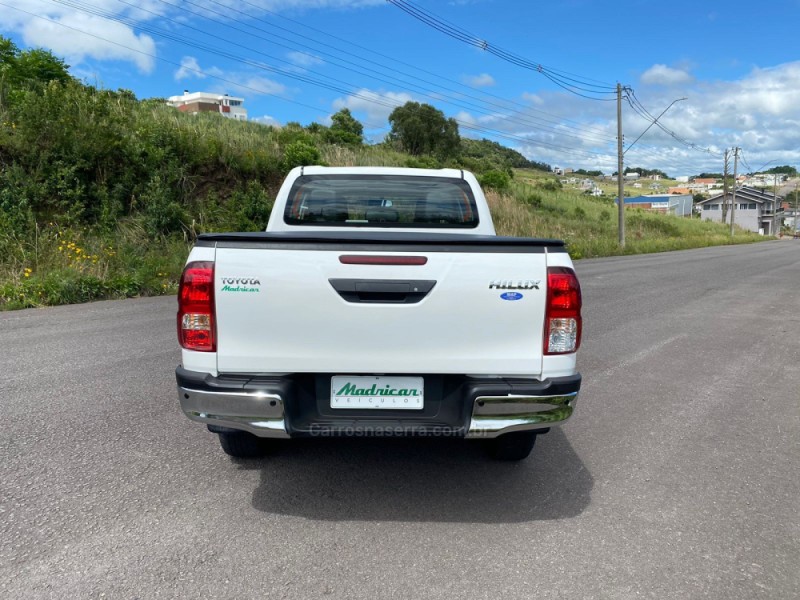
[722, 149, 730, 224]
[773, 174, 778, 236]
[617, 83, 625, 247]
[730, 147, 739, 236]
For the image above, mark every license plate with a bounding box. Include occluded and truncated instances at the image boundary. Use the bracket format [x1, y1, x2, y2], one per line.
[330, 376, 424, 410]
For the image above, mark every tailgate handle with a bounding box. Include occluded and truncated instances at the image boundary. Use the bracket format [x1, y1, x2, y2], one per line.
[329, 279, 436, 304]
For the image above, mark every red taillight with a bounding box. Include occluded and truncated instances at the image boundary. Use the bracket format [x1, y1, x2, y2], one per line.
[177, 261, 215, 352]
[544, 267, 582, 355]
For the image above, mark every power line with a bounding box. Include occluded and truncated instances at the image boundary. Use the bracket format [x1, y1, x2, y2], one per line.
[230, 0, 616, 137]
[625, 89, 722, 157]
[387, 0, 722, 161]
[0, 2, 383, 131]
[46, 0, 618, 159]
[387, 0, 618, 100]
[8, 1, 612, 163]
[55, 0, 617, 148]
[114, 0, 617, 146]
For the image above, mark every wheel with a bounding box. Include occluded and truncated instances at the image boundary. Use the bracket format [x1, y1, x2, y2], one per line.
[485, 431, 538, 461]
[217, 431, 277, 459]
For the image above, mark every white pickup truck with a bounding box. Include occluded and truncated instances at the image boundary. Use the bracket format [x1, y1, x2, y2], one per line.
[175, 166, 582, 460]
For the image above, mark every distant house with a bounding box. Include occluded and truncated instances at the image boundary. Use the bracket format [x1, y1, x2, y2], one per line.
[166, 90, 248, 121]
[624, 172, 640, 181]
[693, 178, 717, 186]
[615, 194, 693, 216]
[633, 182, 643, 189]
[676, 175, 690, 183]
[696, 186, 783, 234]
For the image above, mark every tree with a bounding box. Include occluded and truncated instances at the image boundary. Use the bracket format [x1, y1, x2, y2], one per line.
[327, 108, 363, 145]
[625, 166, 669, 179]
[764, 165, 798, 177]
[0, 37, 18, 67]
[388, 102, 460, 158]
[460, 137, 535, 169]
[0, 37, 72, 87]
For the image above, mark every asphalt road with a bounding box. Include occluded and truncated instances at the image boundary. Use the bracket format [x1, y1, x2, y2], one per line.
[2, 240, 798, 599]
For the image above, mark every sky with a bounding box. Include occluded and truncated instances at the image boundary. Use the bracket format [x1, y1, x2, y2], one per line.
[2, 0, 800, 177]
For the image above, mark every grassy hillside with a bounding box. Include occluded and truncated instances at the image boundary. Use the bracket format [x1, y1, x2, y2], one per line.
[0, 78, 765, 310]
[491, 176, 762, 259]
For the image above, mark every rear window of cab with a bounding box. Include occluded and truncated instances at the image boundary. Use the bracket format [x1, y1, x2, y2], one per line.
[284, 174, 479, 228]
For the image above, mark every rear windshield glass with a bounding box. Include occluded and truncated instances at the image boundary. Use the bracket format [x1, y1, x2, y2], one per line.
[283, 174, 479, 228]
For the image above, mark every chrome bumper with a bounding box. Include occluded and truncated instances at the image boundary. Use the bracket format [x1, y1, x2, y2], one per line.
[464, 392, 577, 438]
[177, 368, 579, 439]
[178, 385, 291, 439]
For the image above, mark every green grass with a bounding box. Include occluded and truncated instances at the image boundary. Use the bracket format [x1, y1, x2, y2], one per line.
[488, 178, 765, 259]
[0, 219, 188, 309]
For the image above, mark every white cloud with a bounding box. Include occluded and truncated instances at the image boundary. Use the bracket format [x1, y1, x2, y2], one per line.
[640, 64, 694, 86]
[462, 73, 495, 87]
[522, 92, 544, 105]
[175, 56, 204, 81]
[447, 61, 800, 175]
[0, 0, 381, 74]
[195, 65, 287, 97]
[286, 51, 324, 68]
[235, 76, 287, 96]
[0, 0, 158, 73]
[252, 115, 282, 128]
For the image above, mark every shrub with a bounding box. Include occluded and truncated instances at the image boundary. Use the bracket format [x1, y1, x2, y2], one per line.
[520, 193, 543, 208]
[141, 175, 187, 237]
[538, 179, 562, 192]
[479, 169, 511, 192]
[283, 141, 321, 170]
[404, 155, 441, 169]
[219, 182, 274, 231]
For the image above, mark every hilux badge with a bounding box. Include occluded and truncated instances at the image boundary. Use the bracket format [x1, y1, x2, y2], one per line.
[489, 280, 540, 290]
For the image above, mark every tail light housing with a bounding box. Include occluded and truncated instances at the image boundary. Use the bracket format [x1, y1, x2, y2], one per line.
[177, 261, 215, 352]
[544, 267, 582, 355]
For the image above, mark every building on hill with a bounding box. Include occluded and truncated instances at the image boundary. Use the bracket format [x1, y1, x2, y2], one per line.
[166, 90, 248, 121]
[696, 186, 783, 234]
[614, 194, 693, 216]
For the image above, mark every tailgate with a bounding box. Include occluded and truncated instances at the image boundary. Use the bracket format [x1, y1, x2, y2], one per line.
[212, 240, 550, 376]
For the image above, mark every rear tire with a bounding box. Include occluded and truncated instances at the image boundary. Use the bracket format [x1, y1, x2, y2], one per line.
[485, 431, 538, 461]
[218, 431, 277, 459]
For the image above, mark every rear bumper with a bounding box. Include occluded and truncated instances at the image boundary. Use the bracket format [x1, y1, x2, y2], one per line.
[176, 368, 580, 439]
